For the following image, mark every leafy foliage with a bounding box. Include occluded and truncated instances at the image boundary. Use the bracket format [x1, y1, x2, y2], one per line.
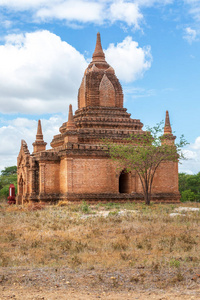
[0, 166, 17, 199]
[80, 201, 91, 213]
[105, 123, 187, 205]
[179, 172, 200, 202]
[1, 166, 17, 176]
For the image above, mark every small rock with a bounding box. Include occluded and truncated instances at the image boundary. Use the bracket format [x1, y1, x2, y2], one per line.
[169, 213, 183, 217]
[175, 207, 200, 212]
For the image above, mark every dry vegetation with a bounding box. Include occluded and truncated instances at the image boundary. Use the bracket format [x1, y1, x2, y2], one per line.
[0, 201, 200, 298]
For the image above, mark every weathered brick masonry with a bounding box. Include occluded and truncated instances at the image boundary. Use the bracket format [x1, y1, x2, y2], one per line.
[16, 33, 180, 204]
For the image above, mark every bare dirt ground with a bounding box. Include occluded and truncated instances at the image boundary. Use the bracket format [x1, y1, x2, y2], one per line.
[1, 266, 200, 299]
[1, 287, 200, 300]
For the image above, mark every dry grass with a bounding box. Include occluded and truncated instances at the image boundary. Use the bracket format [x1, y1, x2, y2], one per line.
[0, 201, 200, 288]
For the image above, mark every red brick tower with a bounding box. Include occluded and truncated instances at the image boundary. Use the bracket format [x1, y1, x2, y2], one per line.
[51, 33, 143, 148]
[78, 32, 123, 109]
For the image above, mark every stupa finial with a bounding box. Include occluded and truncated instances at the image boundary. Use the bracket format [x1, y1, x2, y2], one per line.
[66, 104, 76, 130]
[33, 120, 47, 153]
[36, 120, 43, 141]
[164, 110, 172, 134]
[92, 32, 105, 62]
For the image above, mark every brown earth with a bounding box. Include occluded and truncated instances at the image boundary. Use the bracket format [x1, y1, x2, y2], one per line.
[1, 266, 200, 300]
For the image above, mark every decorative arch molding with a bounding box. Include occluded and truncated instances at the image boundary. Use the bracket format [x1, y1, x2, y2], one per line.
[99, 74, 115, 107]
[18, 174, 25, 196]
[18, 174, 25, 185]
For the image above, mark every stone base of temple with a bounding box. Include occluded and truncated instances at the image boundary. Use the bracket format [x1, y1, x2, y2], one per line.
[27, 193, 60, 203]
[62, 192, 181, 204]
[22, 192, 180, 204]
[16, 194, 29, 205]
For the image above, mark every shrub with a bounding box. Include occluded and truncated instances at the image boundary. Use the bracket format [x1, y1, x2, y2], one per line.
[170, 259, 180, 268]
[81, 201, 90, 213]
[181, 189, 196, 202]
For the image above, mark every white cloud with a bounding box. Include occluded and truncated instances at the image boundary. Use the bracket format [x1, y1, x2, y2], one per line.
[105, 36, 152, 83]
[40, 0, 144, 30]
[136, 0, 173, 7]
[0, 0, 199, 36]
[109, 1, 143, 29]
[0, 0, 160, 29]
[0, 30, 87, 114]
[184, 0, 200, 22]
[1, 20, 12, 28]
[182, 149, 197, 160]
[183, 27, 197, 43]
[123, 86, 156, 100]
[179, 158, 200, 175]
[0, 0, 49, 10]
[191, 136, 200, 150]
[36, 1, 104, 24]
[179, 136, 200, 174]
[0, 30, 152, 114]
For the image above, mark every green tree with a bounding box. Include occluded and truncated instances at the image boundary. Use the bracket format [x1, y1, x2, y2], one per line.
[181, 189, 196, 202]
[0, 166, 17, 199]
[179, 172, 200, 202]
[105, 123, 187, 205]
[1, 166, 17, 176]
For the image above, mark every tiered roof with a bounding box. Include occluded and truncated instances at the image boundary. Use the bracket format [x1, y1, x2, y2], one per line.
[51, 33, 143, 148]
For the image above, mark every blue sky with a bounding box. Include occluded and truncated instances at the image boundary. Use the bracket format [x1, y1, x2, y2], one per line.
[0, 0, 200, 174]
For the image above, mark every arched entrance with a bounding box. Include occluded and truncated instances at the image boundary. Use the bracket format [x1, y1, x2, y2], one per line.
[119, 170, 130, 193]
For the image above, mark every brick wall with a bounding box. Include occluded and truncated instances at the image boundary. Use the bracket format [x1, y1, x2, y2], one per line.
[42, 162, 60, 193]
[59, 158, 179, 196]
[60, 157, 117, 194]
[60, 158, 67, 193]
[151, 161, 179, 193]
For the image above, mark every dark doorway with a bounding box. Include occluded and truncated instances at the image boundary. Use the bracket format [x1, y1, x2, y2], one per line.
[119, 170, 130, 193]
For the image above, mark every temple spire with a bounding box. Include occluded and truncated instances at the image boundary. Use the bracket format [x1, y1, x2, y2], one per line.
[33, 120, 47, 153]
[164, 110, 172, 134]
[92, 32, 105, 62]
[66, 104, 76, 130]
[36, 120, 43, 141]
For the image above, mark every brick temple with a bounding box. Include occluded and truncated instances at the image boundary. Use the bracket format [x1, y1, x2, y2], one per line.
[16, 33, 180, 204]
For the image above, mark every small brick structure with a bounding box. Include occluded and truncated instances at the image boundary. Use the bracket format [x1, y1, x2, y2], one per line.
[16, 33, 180, 204]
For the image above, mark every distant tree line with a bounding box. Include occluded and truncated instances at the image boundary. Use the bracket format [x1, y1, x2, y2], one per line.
[0, 166, 17, 199]
[179, 173, 200, 202]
